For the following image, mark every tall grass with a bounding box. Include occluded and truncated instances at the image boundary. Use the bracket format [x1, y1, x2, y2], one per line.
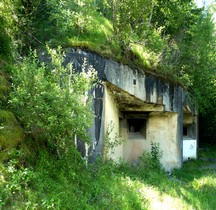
[1, 147, 216, 209]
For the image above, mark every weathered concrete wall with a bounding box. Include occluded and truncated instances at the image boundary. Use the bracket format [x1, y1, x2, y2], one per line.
[148, 112, 182, 170]
[104, 60, 184, 113]
[87, 84, 105, 162]
[183, 139, 197, 161]
[120, 112, 182, 170]
[123, 139, 147, 163]
[183, 113, 196, 125]
[103, 85, 123, 161]
[64, 48, 187, 112]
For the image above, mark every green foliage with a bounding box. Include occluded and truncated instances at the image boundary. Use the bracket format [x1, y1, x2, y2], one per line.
[48, 0, 95, 37]
[1, 0, 215, 81]
[103, 121, 125, 159]
[112, 0, 163, 50]
[31, 151, 92, 209]
[1, 1, 216, 207]
[0, 150, 36, 209]
[138, 142, 163, 173]
[0, 72, 10, 108]
[0, 17, 11, 59]
[150, 142, 163, 162]
[0, 0, 18, 60]
[1, 146, 216, 209]
[9, 47, 96, 156]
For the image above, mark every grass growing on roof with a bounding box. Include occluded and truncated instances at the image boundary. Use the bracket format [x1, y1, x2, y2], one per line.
[49, 11, 122, 60]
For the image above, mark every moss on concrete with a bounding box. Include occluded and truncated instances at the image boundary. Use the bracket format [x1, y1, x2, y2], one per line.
[0, 110, 24, 160]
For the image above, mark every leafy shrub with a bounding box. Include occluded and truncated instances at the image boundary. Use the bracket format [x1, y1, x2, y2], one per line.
[0, 150, 36, 209]
[137, 142, 163, 174]
[9, 47, 96, 157]
[103, 121, 125, 159]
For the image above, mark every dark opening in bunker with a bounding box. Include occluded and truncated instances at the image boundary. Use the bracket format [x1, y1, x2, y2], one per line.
[122, 112, 149, 140]
[183, 124, 196, 139]
[183, 126, 188, 136]
[127, 118, 147, 139]
[133, 79, 137, 85]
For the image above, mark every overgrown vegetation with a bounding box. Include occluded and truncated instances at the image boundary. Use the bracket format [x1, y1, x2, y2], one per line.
[103, 121, 125, 159]
[9, 47, 97, 157]
[0, 0, 216, 208]
[1, 145, 216, 209]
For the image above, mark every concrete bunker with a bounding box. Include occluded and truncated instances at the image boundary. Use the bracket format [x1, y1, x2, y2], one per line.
[103, 82, 184, 171]
[62, 48, 198, 171]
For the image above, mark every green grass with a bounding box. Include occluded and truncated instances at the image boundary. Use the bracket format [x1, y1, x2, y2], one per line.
[1, 147, 216, 209]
